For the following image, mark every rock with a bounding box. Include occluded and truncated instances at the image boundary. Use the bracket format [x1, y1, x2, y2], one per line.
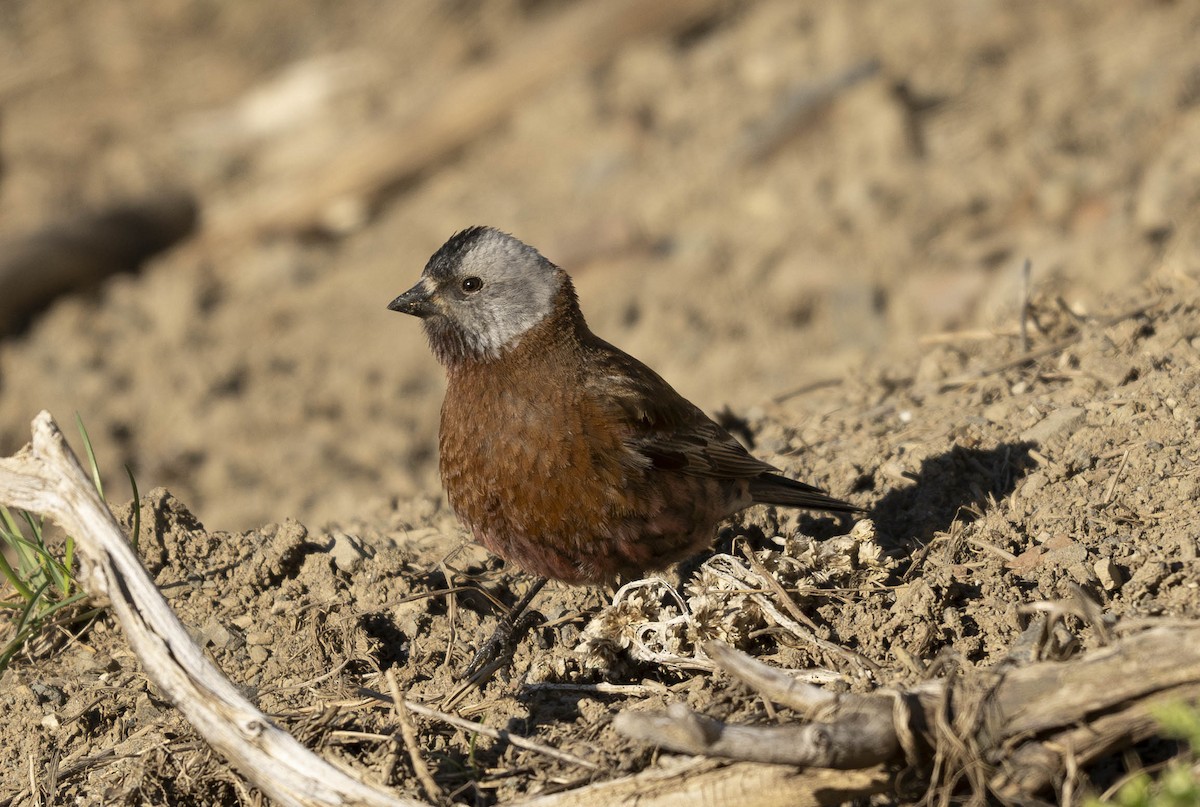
[1007, 546, 1043, 576]
[1094, 558, 1124, 591]
[245, 631, 273, 646]
[1081, 355, 1135, 389]
[328, 529, 370, 572]
[201, 618, 233, 648]
[1020, 406, 1085, 444]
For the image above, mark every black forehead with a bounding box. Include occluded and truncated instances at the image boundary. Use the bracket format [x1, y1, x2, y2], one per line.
[424, 226, 494, 280]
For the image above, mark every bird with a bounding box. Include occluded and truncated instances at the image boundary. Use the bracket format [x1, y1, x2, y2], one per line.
[387, 226, 859, 595]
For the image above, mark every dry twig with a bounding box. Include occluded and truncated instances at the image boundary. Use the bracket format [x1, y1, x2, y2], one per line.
[615, 626, 1200, 804]
[616, 641, 905, 769]
[391, 698, 599, 772]
[386, 670, 444, 803]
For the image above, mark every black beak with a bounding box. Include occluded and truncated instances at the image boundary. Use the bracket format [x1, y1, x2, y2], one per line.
[387, 279, 436, 318]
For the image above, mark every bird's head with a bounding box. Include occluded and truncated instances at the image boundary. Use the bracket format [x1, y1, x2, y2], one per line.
[389, 227, 571, 364]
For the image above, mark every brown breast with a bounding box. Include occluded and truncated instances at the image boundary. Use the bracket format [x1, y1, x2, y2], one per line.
[438, 310, 649, 581]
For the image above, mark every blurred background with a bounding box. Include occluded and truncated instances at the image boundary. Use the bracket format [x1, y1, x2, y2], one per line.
[1, 0, 1197, 531]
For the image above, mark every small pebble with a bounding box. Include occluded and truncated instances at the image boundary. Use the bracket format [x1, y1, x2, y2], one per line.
[245, 631, 273, 646]
[1094, 558, 1124, 591]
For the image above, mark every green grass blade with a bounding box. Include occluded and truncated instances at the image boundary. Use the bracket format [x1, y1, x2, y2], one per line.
[2, 506, 41, 585]
[18, 512, 46, 573]
[11, 579, 51, 636]
[0, 544, 34, 601]
[0, 626, 36, 671]
[62, 535, 75, 598]
[0, 417, 104, 673]
[126, 464, 141, 553]
[75, 413, 105, 501]
[19, 510, 43, 543]
[35, 590, 90, 621]
[0, 505, 20, 536]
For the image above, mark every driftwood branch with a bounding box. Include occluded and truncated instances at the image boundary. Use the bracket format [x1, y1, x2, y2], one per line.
[0, 412, 422, 807]
[983, 623, 1200, 798]
[617, 629, 1200, 803]
[615, 640, 915, 771]
[514, 759, 892, 807]
[616, 701, 899, 769]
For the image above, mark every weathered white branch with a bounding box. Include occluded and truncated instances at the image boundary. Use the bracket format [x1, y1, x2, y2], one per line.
[614, 700, 900, 770]
[516, 758, 891, 807]
[703, 640, 842, 717]
[0, 412, 423, 807]
[618, 629, 1200, 803]
[615, 641, 906, 769]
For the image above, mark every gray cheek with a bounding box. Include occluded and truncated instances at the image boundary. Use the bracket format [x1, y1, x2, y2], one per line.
[473, 307, 532, 355]
[478, 286, 554, 350]
[452, 306, 502, 356]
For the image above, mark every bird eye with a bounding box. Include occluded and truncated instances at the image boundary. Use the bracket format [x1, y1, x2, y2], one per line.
[461, 276, 483, 293]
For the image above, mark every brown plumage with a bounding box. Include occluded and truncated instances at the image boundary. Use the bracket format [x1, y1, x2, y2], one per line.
[388, 227, 859, 585]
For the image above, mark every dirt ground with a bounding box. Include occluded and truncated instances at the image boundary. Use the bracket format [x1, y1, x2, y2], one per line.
[1, 1, 1199, 804]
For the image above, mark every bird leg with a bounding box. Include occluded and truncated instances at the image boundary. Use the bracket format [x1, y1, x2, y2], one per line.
[464, 576, 548, 679]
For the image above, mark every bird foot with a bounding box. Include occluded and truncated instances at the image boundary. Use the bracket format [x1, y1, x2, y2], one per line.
[464, 577, 548, 681]
[464, 609, 545, 680]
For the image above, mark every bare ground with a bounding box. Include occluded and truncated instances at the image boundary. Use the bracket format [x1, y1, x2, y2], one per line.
[1, 1, 1199, 804]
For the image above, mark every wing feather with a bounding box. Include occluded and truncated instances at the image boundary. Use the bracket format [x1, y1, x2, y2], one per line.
[583, 339, 779, 479]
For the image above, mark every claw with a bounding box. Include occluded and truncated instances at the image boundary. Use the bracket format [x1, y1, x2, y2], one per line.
[464, 577, 548, 680]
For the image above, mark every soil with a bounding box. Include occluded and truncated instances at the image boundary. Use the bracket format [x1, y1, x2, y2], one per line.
[1, 2, 1199, 805]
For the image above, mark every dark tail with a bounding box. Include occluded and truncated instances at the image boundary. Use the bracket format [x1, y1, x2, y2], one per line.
[749, 473, 863, 514]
